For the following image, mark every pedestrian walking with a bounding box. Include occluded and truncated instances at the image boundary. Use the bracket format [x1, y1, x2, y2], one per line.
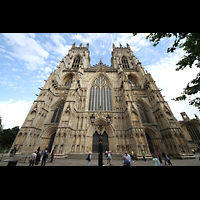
[29, 150, 37, 166]
[162, 150, 167, 165]
[122, 151, 131, 166]
[152, 155, 161, 166]
[165, 152, 172, 166]
[10, 145, 18, 157]
[41, 150, 48, 166]
[86, 152, 91, 166]
[157, 150, 162, 164]
[131, 150, 134, 162]
[142, 150, 146, 161]
[107, 150, 112, 165]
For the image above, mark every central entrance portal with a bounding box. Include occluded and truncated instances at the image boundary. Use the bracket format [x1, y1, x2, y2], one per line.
[146, 133, 155, 155]
[92, 131, 108, 153]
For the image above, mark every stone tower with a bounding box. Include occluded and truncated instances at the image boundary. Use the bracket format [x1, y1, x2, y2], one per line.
[10, 43, 194, 159]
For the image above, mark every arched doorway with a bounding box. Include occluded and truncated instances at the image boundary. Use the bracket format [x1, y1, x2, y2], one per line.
[92, 131, 109, 153]
[144, 127, 163, 155]
[146, 133, 155, 154]
[92, 132, 99, 153]
[47, 132, 56, 153]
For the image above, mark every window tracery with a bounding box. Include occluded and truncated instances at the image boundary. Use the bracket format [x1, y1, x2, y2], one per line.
[72, 56, 80, 68]
[51, 102, 64, 123]
[186, 124, 200, 141]
[137, 103, 150, 123]
[121, 56, 130, 68]
[89, 75, 112, 111]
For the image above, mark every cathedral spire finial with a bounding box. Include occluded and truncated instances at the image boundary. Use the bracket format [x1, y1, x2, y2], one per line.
[99, 58, 102, 64]
[72, 42, 75, 48]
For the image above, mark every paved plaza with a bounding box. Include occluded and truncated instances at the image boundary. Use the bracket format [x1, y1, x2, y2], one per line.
[0, 153, 200, 166]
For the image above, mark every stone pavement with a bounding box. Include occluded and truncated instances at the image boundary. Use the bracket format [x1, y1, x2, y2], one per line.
[0, 153, 200, 166]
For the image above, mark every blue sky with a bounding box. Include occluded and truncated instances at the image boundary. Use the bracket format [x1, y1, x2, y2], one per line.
[0, 33, 199, 129]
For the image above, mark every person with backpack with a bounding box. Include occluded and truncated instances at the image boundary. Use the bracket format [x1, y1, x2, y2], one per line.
[41, 150, 48, 166]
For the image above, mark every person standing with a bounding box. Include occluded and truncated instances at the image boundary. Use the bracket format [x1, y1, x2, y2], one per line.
[41, 150, 48, 166]
[29, 150, 37, 166]
[35, 151, 41, 166]
[131, 150, 134, 162]
[162, 150, 167, 165]
[50, 149, 56, 163]
[107, 151, 112, 165]
[123, 151, 131, 166]
[123, 155, 130, 166]
[86, 152, 91, 166]
[142, 150, 146, 161]
[10, 145, 18, 157]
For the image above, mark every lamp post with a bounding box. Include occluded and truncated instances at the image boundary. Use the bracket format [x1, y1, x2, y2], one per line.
[90, 113, 111, 166]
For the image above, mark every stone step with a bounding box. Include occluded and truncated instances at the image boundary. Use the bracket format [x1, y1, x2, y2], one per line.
[66, 153, 123, 160]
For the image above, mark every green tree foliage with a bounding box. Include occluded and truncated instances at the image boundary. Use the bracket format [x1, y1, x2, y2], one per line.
[0, 117, 19, 149]
[133, 33, 200, 110]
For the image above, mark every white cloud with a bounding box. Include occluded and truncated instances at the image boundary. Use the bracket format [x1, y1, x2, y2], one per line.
[44, 67, 52, 74]
[146, 48, 200, 121]
[2, 33, 49, 70]
[0, 99, 32, 129]
[49, 33, 71, 57]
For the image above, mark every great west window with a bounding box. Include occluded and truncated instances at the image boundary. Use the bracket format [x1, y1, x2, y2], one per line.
[89, 75, 112, 111]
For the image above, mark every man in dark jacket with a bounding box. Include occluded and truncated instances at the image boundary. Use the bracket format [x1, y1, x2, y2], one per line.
[162, 151, 167, 165]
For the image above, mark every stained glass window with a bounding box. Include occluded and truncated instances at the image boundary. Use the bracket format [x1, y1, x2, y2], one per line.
[137, 103, 150, 123]
[89, 76, 112, 111]
[51, 102, 64, 123]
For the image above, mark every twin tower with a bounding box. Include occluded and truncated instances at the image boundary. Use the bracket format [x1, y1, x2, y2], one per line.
[11, 43, 194, 159]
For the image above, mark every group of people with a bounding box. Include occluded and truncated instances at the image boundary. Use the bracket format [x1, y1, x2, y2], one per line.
[123, 149, 172, 166]
[86, 150, 113, 166]
[86, 149, 172, 166]
[29, 147, 56, 166]
[156, 150, 173, 166]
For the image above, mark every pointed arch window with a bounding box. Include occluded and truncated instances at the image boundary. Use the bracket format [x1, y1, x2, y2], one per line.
[186, 124, 200, 141]
[121, 56, 130, 68]
[72, 56, 80, 68]
[65, 76, 73, 87]
[137, 103, 150, 123]
[51, 102, 64, 123]
[89, 76, 112, 111]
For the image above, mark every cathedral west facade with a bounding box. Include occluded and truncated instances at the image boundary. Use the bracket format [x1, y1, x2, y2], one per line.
[10, 43, 195, 159]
